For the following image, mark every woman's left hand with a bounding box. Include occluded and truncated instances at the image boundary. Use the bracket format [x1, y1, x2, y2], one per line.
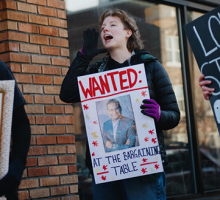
[140, 99, 161, 122]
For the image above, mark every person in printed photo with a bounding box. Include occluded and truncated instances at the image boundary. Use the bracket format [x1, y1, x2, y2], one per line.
[60, 9, 180, 200]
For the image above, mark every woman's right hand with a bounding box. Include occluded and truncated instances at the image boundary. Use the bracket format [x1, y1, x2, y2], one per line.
[82, 28, 106, 59]
[199, 74, 215, 100]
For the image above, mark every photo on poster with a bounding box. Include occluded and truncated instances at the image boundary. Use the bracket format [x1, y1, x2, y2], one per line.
[96, 95, 140, 153]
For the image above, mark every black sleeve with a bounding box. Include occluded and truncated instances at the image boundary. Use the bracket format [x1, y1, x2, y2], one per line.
[152, 61, 180, 130]
[0, 60, 26, 109]
[11, 105, 31, 164]
[60, 52, 92, 103]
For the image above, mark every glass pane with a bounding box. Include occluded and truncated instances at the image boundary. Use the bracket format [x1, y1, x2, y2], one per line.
[188, 10, 220, 192]
[65, 0, 193, 198]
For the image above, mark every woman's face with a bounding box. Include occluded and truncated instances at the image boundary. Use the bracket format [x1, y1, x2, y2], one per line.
[100, 16, 131, 51]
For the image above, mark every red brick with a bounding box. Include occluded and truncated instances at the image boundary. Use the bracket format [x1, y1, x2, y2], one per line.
[39, 26, 58, 36]
[45, 105, 64, 114]
[19, 178, 38, 189]
[41, 46, 59, 56]
[0, 21, 17, 31]
[10, 53, 30, 63]
[18, 190, 29, 200]
[36, 116, 55, 125]
[8, 63, 20, 72]
[26, 157, 37, 167]
[30, 35, 49, 45]
[62, 67, 68, 76]
[61, 48, 69, 57]
[59, 155, 76, 164]
[0, 42, 19, 53]
[30, 136, 36, 145]
[57, 10, 66, 19]
[40, 177, 59, 187]
[42, 66, 61, 75]
[3, 31, 29, 42]
[65, 105, 73, 114]
[29, 14, 48, 25]
[32, 55, 51, 64]
[23, 85, 43, 94]
[47, 0, 65, 9]
[48, 145, 66, 154]
[31, 125, 46, 135]
[49, 166, 68, 175]
[36, 136, 56, 145]
[35, 95, 53, 104]
[61, 195, 79, 200]
[30, 188, 49, 199]
[22, 169, 27, 178]
[14, 74, 31, 83]
[7, 11, 28, 22]
[27, 0, 46, 6]
[22, 64, 41, 74]
[18, 23, 38, 34]
[38, 156, 58, 166]
[60, 175, 78, 185]
[52, 57, 70, 66]
[0, 11, 7, 21]
[18, 84, 22, 91]
[28, 146, 47, 156]
[33, 75, 52, 84]
[47, 125, 65, 134]
[59, 28, 68, 38]
[56, 116, 74, 125]
[67, 145, 76, 154]
[54, 96, 68, 104]
[23, 95, 33, 104]
[25, 105, 44, 114]
[28, 167, 48, 177]
[51, 186, 69, 196]
[17, 2, 37, 13]
[20, 43, 39, 54]
[49, 17, 67, 28]
[70, 185, 78, 194]
[38, 6, 56, 17]
[68, 165, 77, 174]
[50, 38, 68, 47]
[57, 135, 75, 144]
[44, 86, 60, 94]
[66, 125, 75, 134]
[0, 1, 17, 10]
[28, 115, 35, 124]
[0, 32, 8, 42]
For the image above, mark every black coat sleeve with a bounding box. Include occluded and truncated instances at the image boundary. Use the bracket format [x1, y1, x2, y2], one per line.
[60, 52, 92, 103]
[152, 61, 180, 130]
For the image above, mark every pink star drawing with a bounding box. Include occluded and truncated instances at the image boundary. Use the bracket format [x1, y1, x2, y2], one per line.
[83, 104, 89, 110]
[92, 152, 95, 156]
[93, 121, 98, 124]
[152, 138, 157, 144]
[101, 176, 106, 181]
[141, 168, 147, 174]
[144, 137, 149, 142]
[148, 129, 154, 135]
[103, 165, 108, 171]
[92, 141, 98, 147]
[142, 158, 148, 163]
[141, 91, 147, 97]
[155, 164, 159, 170]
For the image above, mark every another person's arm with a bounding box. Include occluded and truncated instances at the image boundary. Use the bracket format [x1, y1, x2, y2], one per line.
[199, 74, 215, 100]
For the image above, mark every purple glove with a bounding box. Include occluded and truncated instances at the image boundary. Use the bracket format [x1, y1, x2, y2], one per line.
[140, 99, 161, 122]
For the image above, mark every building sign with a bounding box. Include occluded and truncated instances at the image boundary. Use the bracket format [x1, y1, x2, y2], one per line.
[184, 6, 220, 133]
[78, 64, 163, 184]
[0, 80, 14, 200]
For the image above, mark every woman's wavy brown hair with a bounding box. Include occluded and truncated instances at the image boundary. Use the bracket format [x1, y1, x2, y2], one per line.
[99, 9, 144, 52]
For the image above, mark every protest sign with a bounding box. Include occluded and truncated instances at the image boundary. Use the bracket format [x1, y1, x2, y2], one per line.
[184, 6, 220, 134]
[0, 80, 14, 200]
[78, 64, 163, 184]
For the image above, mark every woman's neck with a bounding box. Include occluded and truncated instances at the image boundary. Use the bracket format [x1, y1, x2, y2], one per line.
[109, 48, 132, 64]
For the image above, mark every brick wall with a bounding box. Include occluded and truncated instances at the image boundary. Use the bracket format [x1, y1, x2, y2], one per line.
[0, 0, 79, 199]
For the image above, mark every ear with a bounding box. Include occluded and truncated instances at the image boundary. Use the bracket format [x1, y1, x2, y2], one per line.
[126, 30, 132, 38]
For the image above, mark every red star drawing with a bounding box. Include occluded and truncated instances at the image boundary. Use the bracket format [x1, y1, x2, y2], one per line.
[144, 137, 149, 142]
[141, 91, 147, 97]
[92, 152, 95, 156]
[103, 165, 108, 171]
[92, 141, 98, 146]
[141, 168, 147, 174]
[142, 158, 148, 163]
[93, 121, 98, 124]
[152, 138, 157, 144]
[101, 176, 106, 181]
[83, 104, 89, 110]
[155, 164, 159, 170]
[148, 129, 154, 135]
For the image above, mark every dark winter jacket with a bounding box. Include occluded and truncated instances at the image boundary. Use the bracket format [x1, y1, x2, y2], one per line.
[60, 49, 180, 174]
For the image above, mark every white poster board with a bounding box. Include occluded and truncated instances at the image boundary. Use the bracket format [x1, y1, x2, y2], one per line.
[0, 80, 15, 200]
[78, 64, 163, 184]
